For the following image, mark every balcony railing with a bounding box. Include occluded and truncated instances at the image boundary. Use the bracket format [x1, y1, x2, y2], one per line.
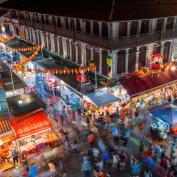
[19, 19, 177, 49]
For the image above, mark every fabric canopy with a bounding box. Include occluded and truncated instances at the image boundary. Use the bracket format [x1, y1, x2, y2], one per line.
[85, 89, 120, 107]
[150, 104, 177, 127]
[122, 65, 177, 97]
[11, 109, 51, 138]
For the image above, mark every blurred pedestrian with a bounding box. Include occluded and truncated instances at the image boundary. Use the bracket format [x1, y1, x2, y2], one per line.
[29, 163, 38, 177]
[73, 140, 79, 155]
[48, 161, 56, 177]
[112, 152, 119, 169]
[139, 139, 145, 153]
[81, 160, 92, 177]
[119, 151, 126, 171]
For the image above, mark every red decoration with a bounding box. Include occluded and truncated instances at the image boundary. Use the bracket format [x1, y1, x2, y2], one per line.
[149, 53, 164, 74]
[76, 73, 87, 83]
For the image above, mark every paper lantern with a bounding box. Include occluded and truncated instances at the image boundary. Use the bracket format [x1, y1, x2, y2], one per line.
[76, 73, 87, 83]
[107, 56, 113, 66]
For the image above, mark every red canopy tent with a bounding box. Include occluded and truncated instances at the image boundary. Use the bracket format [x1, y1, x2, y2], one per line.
[11, 109, 51, 139]
[122, 64, 177, 97]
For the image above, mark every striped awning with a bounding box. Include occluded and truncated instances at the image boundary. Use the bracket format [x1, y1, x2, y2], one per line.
[0, 118, 12, 134]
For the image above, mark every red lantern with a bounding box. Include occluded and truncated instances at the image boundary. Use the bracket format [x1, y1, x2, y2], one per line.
[76, 73, 87, 83]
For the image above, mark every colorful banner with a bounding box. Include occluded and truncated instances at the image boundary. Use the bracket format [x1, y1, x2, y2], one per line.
[106, 56, 113, 77]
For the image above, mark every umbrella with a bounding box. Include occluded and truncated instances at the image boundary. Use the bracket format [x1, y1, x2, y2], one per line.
[102, 153, 110, 161]
[87, 134, 96, 144]
[144, 157, 154, 169]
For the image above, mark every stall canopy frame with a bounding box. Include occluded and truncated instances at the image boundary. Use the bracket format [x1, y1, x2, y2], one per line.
[85, 89, 121, 107]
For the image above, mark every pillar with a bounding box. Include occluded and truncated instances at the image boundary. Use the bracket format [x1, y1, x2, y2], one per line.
[50, 34, 55, 52]
[151, 18, 157, 32]
[57, 37, 60, 55]
[82, 20, 86, 33]
[135, 47, 140, 71]
[62, 38, 67, 58]
[127, 21, 131, 37]
[163, 17, 168, 31]
[75, 44, 78, 63]
[99, 22, 102, 37]
[99, 48, 102, 74]
[111, 22, 119, 39]
[173, 16, 177, 29]
[110, 50, 117, 76]
[146, 43, 154, 67]
[36, 30, 39, 44]
[148, 20, 152, 33]
[40, 31, 44, 47]
[46, 33, 49, 50]
[171, 39, 177, 61]
[91, 47, 94, 61]
[32, 29, 36, 44]
[81, 44, 86, 66]
[69, 40, 72, 60]
[91, 20, 93, 35]
[137, 20, 142, 35]
[74, 18, 77, 31]
[25, 28, 29, 41]
[30, 28, 33, 43]
[168, 41, 173, 61]
[160, 41, 165, 56]
[125, 49, 129, 73]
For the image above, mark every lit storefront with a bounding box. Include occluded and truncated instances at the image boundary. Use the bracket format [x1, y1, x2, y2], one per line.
[0, 117, 14, 158]
[83, 88, 121, 120]
[10, 109, 57, 154]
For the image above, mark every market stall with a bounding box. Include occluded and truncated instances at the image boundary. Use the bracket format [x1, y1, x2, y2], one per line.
[150, 104, 177, 135]
[83, 88, 121, 119]
[0, 116, 14, 160]
[10, 108, 57, 154]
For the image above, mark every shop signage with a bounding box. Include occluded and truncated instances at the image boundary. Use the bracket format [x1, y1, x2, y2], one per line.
[11, 110, 51, 138]
[17, 121, 50, 136]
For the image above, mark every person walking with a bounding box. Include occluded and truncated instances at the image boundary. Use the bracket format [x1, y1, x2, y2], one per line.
[139, 139, 145, 153]
[112, 153, 119, 170]
[64, 138, 71, 152]
[119, 151, 126, 171]
[170, 144, 175, 158]
[29, 163, 38, 177]
[73, 140, 79, 155]
[12, 150, 19, 166]
[48, 161, 56, 177]
[81, 160, 92, 177]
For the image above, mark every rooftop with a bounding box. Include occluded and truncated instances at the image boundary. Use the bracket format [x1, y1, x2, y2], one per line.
[7, 93, 46, 115]
[0, 61, 27, 91]
[1, 0, 177, 21]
